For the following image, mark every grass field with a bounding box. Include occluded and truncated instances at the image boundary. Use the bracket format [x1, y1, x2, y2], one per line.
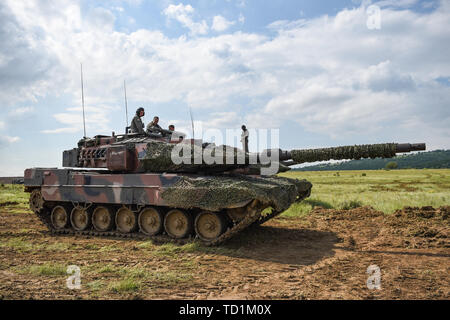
[279, 168, 450, 217]
[0, 169, 448, 300]
[0, 184, 29, 209]
[1, 169, 449, 215]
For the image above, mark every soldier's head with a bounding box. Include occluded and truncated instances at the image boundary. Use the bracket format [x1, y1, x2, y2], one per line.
[168, 124, 175, 131]
[153, 116, 159, 124]
[241, 125, 247, 131]
[136, 107, 145, 117]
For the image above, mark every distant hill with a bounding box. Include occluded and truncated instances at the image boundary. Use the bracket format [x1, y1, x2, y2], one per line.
[296, 150, 450, 171]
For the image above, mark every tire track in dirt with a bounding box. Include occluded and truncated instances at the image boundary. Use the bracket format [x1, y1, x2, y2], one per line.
[0, 206, 448, 299]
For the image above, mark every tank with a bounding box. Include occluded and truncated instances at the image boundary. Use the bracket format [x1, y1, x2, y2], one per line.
[24, 127, 426, 245]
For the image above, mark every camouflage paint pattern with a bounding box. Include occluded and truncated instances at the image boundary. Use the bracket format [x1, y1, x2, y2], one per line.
[24, 168, 311, 212]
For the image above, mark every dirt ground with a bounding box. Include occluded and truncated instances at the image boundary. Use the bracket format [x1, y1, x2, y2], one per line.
[0, 205, 448, 300]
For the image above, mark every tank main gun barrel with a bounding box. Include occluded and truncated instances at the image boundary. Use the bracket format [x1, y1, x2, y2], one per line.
[266, 143, 426, 165]
[395, 143, 426, 153]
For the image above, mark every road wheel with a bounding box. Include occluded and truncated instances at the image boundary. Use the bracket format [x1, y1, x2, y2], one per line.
[51, 205, 69, 230]
[92, 206, 114, 232]
[195, 211, 227, 241]
[115, 207, 138, 233]
[29, 189, 44, 213]
[70, 207, 92, 231]
[164, 209, 193, 239]
[138, 207, 164, 236]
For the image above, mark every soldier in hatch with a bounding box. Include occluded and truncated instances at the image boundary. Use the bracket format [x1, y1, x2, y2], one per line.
[130, 107, 145, 134]
[241, 124, 249, 153]
[146, 116, 162, 133]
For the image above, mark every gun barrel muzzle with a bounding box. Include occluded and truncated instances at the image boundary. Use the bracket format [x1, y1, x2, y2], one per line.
[395, 143, 426, 153]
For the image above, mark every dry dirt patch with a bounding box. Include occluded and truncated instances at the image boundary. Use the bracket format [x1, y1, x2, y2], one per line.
[0, 206, 448, 299]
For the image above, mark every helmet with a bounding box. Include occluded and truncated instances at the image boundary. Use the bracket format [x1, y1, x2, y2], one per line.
[136, 107, 145, 115]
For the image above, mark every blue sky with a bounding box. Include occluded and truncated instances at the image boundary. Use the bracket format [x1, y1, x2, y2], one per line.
[0, 0, 449, 175]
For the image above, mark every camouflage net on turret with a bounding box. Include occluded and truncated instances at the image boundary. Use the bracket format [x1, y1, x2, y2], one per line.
[161, 175, 312, 212]
[141, 141, 247, 172]
[290, 143, 397, 164]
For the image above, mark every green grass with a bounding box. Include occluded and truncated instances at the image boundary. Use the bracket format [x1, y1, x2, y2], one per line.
[1, 169, 448, 230]
[87, 280, 105, 292]
[97, 264, 117, 274]
[0, 238, 34, 252]
[0, 237, 73, 252]
[109, 278, 141, 292]
[150, 241, 240, 257]
[96, 264, 193, 293]
[15, 263, 68, 276]
[136, 240, 154, 249]
[151, 242, 202, 257]
[83, 244, 100, 250]
[0, 184, 28, 208]
[147, 271, 193, 285]
[279, 169, 450, 217]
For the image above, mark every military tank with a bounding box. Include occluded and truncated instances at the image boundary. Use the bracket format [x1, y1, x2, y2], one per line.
[24, 127, 425, 245]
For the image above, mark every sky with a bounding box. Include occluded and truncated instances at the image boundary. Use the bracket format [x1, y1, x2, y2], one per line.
[0, 0, 449, 175]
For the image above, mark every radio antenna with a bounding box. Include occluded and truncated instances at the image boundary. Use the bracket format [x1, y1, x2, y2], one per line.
[80, 63, 87, 138]
[189, 107, 195, 139]
[124, 79, 129, 127]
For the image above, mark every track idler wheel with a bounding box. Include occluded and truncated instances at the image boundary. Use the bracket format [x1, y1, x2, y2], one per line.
[164, 209, 193, 239]
[92, 206, 115, 232]
[195, 212, 227, 241]
[138, 207, 164, 236]
[226, 206, 248, 223]
[115, 207, 138, 233]
[51, 205, 69, 230]
[70, 207, 92, 231]
[29, 189, 44, 213]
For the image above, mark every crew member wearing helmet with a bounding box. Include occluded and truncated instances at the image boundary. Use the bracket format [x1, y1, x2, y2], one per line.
[130, 107, 145, 134]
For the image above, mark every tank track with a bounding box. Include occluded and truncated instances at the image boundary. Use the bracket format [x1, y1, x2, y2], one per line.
[33, 201, 263, 246]
[31, 186, 311, 246]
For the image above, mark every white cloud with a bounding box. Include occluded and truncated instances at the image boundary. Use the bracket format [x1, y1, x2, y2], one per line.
[86, 7, 115, 31]
[41, 127, 80, 134]
[212, 15, 235, 32]
[207, 111, 240, 128]
[238, 13, 245, 24]
[9, 106, 34, 116]
[41, 104, 116, 135]
[374, 0, 419, 8]
[163, 3, 208, 35]
[0, 135, 20, 146]
[6, 136, 20, 143]
[0, 0, 449, 148]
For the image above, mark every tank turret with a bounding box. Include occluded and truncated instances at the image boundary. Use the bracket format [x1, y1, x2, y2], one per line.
[62, 130, 426, 175]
